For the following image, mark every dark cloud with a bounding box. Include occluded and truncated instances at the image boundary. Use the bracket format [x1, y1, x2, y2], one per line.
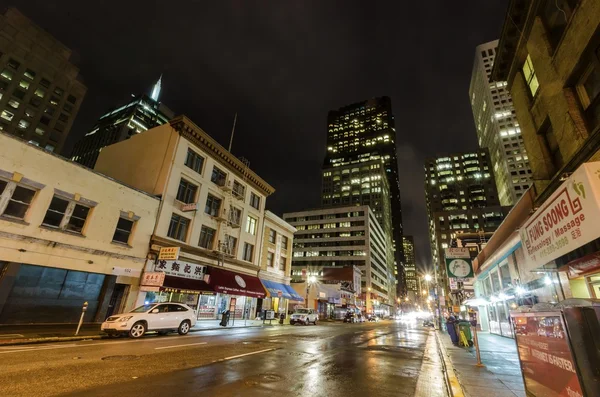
[11, 1, 507, 269]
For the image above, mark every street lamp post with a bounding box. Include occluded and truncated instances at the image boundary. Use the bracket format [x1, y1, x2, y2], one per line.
[306, 275, 316, 309]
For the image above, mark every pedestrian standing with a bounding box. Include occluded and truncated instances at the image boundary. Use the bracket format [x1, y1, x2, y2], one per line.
[446, 314, 459, 346]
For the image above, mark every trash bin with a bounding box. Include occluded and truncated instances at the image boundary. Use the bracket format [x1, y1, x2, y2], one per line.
[458, 321, 473, 347]
[220, 310, 231, 327]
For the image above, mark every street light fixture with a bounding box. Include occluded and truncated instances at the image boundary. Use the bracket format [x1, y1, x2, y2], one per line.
[305, 275, 317, 308]
[424, 274, 432, 282]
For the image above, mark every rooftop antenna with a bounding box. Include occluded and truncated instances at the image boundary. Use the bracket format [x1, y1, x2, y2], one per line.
[228, 113, 237, 152]
[151, 74, 162, 101]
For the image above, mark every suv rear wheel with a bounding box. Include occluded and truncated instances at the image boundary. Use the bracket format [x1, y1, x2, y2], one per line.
[178, 320, 191, 335]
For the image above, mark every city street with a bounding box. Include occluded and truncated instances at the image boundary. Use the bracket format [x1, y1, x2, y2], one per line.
[0, 321, 446, 397]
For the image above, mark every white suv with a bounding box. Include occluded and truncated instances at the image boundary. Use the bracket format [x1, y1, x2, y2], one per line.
[290, 308, 318, 325]
[101, 303, 197, 338]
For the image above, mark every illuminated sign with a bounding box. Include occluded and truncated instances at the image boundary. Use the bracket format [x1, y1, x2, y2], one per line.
[521, 162, 600, 267]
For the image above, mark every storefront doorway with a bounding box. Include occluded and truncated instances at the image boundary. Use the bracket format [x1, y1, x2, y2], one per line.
[106, 284, 128, 318]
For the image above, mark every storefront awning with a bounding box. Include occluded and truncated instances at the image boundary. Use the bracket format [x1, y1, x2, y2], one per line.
[559, 251, 600, 278]
[162, 275, 213, 293]
[206, 267, 266, 298]
[260, 279, 304, 302]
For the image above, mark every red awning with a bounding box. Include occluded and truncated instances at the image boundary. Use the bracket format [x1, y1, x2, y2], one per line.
[560, 251, 600, 278]
[206, 267, 266, 298]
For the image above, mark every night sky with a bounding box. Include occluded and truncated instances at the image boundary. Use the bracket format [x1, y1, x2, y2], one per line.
[11, 1, 507, 269]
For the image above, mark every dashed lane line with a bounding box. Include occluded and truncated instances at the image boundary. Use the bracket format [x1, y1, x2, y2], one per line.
[212, 348, 277, 363]
[154, 342, 207, 350]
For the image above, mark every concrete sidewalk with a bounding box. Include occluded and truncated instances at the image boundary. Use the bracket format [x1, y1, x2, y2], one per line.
[437, 330, 525, 397]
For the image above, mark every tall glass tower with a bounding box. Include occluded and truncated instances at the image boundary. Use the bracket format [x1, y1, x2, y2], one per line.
[70, 77, 173, 168]
[322, 96, 404, 295]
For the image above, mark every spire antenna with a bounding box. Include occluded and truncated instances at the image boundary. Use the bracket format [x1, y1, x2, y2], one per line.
[151, 74, 162, 101]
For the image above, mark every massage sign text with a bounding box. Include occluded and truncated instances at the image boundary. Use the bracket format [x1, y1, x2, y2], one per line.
[521, 162, 600, 266]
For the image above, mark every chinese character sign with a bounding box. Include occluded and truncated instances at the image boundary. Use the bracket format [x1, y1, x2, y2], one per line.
[153, 259, 205, 280]
[444, 248, 473, 279]
[141, 272, 165, 287]
[158, 246, 180, 261]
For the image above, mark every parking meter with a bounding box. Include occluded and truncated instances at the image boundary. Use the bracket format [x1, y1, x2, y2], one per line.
[75, 301, 88, 336]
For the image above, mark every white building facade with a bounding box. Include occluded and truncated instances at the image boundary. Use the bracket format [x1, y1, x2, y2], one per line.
[0, 133, 159, 324]
[95, 116, 275, 322]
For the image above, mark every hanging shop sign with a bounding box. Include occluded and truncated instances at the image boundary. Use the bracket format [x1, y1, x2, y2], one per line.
[521, 162, 600, 267]
[181, 202, 199, 212]
[445, 248, 474, 278]
[449, 278, 459, 291]
[158, 246, 180, 261]
[141, 272, 165, 287]
[511, 312, 583, 396]
[153, 259, 206, 280]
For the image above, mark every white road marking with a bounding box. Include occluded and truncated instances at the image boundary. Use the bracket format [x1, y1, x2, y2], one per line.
[0, 344, 80, 354]
[0, 345, 39, 350]
[0, 334, 25, 338]
[154, 342, 207, 350]
[222, 348, 276, 361]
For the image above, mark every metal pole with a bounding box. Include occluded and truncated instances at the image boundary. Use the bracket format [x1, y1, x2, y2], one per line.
[472, 324, 485, 367]
[228, 113, 237, 152]
[305, 283, 310, 308]
[75, 301, 88, 336]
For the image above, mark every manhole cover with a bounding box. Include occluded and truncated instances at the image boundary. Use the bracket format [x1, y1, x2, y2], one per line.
[101, 355, 140, 361]
[244, 373, 283, 386]
[260, 373, 283, 382]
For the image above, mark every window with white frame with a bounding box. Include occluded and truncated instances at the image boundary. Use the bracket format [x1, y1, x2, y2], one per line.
[42, 195, 93, 234]
[0, 179, 38, 220]
[245, 215, 257, 235]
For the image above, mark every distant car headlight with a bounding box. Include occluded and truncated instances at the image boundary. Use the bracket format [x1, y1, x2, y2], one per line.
[119, 316, 133, 322]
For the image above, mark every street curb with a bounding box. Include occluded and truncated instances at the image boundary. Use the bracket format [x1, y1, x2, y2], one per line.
[0, 335, 104, 346]
[0, 321, 344, 346]
[435, 331, 466, 397]
[0, 325, 269, 346]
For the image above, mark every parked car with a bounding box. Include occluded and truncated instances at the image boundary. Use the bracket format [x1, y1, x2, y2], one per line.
[289, 308, 318, 325]
[344, 311, 357, 323]
[101, 303, 197, 338]
[367, 314, 380, 322]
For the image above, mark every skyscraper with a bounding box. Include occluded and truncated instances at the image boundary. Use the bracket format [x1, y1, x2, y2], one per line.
[0, 8, 87, 154]
[70, 77, 173, 168]
[284, 205, 394, 315]
[402, 236, 418, 301]
[469, 40, 532, 206]
[322, 96, 404, 295]
[424, 149, 510, 305]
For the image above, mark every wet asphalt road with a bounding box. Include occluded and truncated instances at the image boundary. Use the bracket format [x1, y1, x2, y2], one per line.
[0, 320, 447, 397]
